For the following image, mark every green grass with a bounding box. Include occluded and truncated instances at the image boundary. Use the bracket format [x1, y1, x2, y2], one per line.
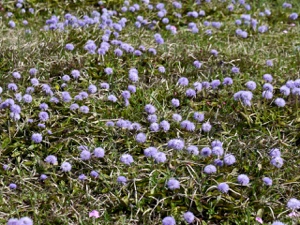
[0, 0, 300, 224]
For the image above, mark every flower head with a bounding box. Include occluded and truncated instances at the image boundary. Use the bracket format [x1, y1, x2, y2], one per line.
[162, 216, 176, 225]
[262, 177, 272, 186]
[237, 174, 250, 185]
[117, 176, 127, 185]
[204, 165, 217, 174]
[224, 154, 236, 165]
[168, 139, 185, 150]
[167, 178, 180, 190]
[45, 155, 57, 165]
[120, 154, 134, 165]
[17, 217, 33, 225]
[61, 162, 72, 172]
[218, 182, 229, 193]
[31, 133, 42, 143]
[89, 210, 100, 218]
[287, 198, 300, 210]
[136, 133, 147, 143]
[183, 211, 195, 224]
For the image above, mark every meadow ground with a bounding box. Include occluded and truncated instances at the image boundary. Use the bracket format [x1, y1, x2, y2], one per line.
[0, 0, 300, 224]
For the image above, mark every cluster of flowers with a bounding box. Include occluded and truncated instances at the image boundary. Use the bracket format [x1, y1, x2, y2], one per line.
[7, 217, 33, 225]
[234, 76, 300, 107]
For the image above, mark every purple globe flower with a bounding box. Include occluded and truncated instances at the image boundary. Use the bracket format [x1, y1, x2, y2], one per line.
[231, 66, 240, 74]
[29, 68, 38, 75]
[88, 84, 97, 94]
[287, 198, 300, 210]
[270, 157, 284, 168]
[237, 174, 250, 185]
[202, 81, 210, 89]
[144, 147, 158, 158]
[204, 165, 217, 174]
[210, 49, 218, 56]
[194, 82, 202, 92]
[45, 155, 57, 164]
[246, 81, 257, 91]
[280, 85, 290, 96]
[172, 113, 182, 122]
[168, 139, 185, 150]
[129, 122, 141, 131]
[9, 183, 17, 189]
[120, 154, 134, 165]
[117, 176, 127, 185]
[71, 70, 80, 79]
[106, 121, 115, 127]
[121, 90, 131, 100]
[80, 150, 91, 160]
[289, 13, 298, 20]
[171, 98, 180, 107]
[147, 114, 157, 123]
[224, 154, 236, 165]
[79, 106, 89, 113]
[262, 91, 273, 100]
[65, 43, 74, 51]
[101, 83, 110, 90]
[154, 152, 167, 163]
[193, 60, 202, 68]
[262, 177, 272, 186]
[160, 120, 170, 132]
[61, 91, 72, 102]
[223, 77, 233, 86]
[93, 147, 105, 158]
[269, 148, 281, 158]
[145, 104, 156, 114]
[180, 120, 195, 132]
[23, 94, 33, 103]
[8, 83, 18, 91]
[61, 162, 72, 172]
[186, 145, 199, 155]
[7, 218, 19, 225]
[274, 98, 286, 107]
[136, 133, 147, 143]
[70, 103, 79, 111]
[108, 95, 117, 102]
[272, 221, 285, 225]
[202, 122, 212, 132]
[167, 178, 180, 190]
[258, 25, 268, 33]
[104, 67, 113, 75]
[211, 140, 223, 148]
[218, 182, 229, 193]
[211, 80, 221, 89]
[177, 77, 189, 86]
[283, 3, 292, 8]
[12, 72, 21, 79]
[266, 60, 273, 67]
[31, 133, 42, 143]
[158, 66, 165, 73]
[263, 74, 273, 82]
[128, 85, 136, 93]
[201, 147, 212, 157]
[186, 89, 196, 98]
[39, 111, 49, 121]
[17, 217, 33, 225]
[183, 211, 195, 224]
[40, 174, 48, 181]
[193, 112, 204, 122]
[90, 171, 99, 178]
[212, 146, 224, 156]
[162, 216, 176, 225]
